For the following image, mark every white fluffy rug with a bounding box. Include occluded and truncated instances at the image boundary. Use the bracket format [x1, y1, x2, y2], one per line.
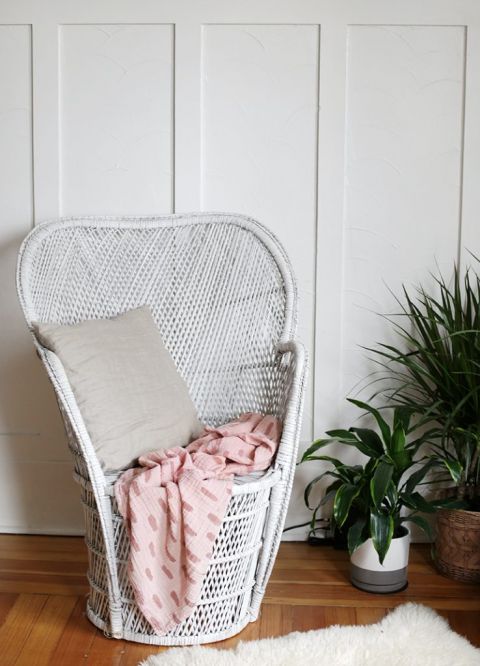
[140, 604, 480, 666]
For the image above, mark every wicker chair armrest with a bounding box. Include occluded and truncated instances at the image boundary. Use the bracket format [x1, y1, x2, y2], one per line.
[273, 338, 308, 471]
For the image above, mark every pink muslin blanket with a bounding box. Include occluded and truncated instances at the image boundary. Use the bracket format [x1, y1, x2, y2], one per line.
[115, 412, 281, 635]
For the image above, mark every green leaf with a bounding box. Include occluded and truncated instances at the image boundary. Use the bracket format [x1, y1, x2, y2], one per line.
[347, 398, 391, 446]
[370, 509, 394, 564]
[301, 428, 376, 462]
[349, 428, 385, 457]
[401, 514, 432, 540]
[325, 429, 359, 442]
[393, 407, 412, 433]
[303, 474, 323, 509]
[370, 460, 394, 509]
[441, 458, 463, 485]
[301, 438, 336, 461]
[347, 517, 368, 555]
[318, 480, 343, 507]
[333, 484, 361, 528]
[384, 480, 398, 511]
[304, 455, 351, 469]
[388, 425, 412, 472]
[304, 471, 346, 509]
[400, 491, 436, 514]
[302, 457, 363, 487]
[403, 459, 437, 494]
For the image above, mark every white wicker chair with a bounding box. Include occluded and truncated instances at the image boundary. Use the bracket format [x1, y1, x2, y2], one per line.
[16, 213, 307, 646]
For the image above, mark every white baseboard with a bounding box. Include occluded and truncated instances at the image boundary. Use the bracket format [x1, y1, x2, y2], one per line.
[282, 527, 309, 541]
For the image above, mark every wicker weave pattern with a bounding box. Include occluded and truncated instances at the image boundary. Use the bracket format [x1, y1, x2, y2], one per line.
[81, 472, 278, 643]
[435, 509, 480, 583]
[16, 213, 307, 645]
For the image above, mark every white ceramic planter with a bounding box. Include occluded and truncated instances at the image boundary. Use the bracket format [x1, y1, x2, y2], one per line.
[350, 529, 410, 593]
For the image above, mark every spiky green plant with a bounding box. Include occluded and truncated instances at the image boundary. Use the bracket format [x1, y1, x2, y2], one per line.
[367, 261, 480, 508]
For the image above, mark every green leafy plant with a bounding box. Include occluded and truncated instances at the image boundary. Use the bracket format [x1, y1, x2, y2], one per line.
[300, 399, 447, 563]
[366, 261, 480, 509]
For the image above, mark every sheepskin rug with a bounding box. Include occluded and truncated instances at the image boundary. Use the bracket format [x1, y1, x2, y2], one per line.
[140, 603, 480, 666]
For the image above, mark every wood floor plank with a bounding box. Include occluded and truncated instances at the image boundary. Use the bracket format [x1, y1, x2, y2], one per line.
[49, 596, 97, 663]
[14, 595, 78, 666]
[0, 594, 48, 665]
[291, 604, 327, 631]
[438, 610, 480, 649]
[271, 560, 449, 578]
[264, 582, 480, 609]
[259, 603, 293, 638]
[269, 571, 480, 602]
[0, 535, 86, 554]
[323, 606, 357, 625]
[0, 557, 87, 575]
[0, 550, 88, 564]
[271, 567, 349, 585]
[120, 642, 167, 666]
[0, 593, 17, 628]
[85, 630, 128, 665]
[355, 607, 387, 625]
[273, 557, 350, 572]
[0, 573, 89, 596]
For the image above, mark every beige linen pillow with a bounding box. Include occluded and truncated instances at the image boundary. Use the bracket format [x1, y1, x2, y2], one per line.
[34, 306, 203, 472]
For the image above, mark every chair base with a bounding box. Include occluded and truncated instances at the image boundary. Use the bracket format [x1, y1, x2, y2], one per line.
[86, 602, 254, 646]
[81, 470, 280, 646]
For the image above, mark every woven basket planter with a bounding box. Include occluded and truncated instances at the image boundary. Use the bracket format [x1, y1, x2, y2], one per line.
[435, 508, 480, 583]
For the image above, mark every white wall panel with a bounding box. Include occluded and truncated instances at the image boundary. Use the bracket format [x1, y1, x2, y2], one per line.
[201, 24, 319, 440]
[60, 24, 174, 216]
[0, 25, 32, 228]
[342, 25, 466, 399]
[0, 25, 82, 533]
[0, 461, 82, 533]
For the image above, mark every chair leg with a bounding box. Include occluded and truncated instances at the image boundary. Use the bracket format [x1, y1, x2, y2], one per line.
[249, 479, 286, 619]
[96, 493, 124, 638]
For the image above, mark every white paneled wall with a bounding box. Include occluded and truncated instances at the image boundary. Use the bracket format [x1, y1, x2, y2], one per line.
[0, 23, 82, 532]
[202, 24, 319, 416]
[0, 1, 479, 537]
[342, 25, 466, 397]
[60, 25, 174, 215]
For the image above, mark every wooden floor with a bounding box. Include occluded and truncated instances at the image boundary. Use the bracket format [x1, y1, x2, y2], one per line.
[0, 536, 479, 665]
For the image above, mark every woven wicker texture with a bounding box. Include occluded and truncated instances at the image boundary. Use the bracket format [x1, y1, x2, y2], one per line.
[435, 509, 480, 583]
[16, 213, 307, 645]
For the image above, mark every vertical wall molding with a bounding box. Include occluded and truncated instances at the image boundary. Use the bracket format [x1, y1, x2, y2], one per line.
[314, 19, 348, 434]
[459, 25, 480, 260]
[175, 22, 202, 211]
[32, 21, 60, 221]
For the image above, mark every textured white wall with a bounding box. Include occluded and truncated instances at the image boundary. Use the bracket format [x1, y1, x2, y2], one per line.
[0, 1, 478, 537]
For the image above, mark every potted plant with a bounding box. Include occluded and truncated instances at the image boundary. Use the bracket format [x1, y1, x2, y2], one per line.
[367, 261, 480, 581]
[300, 399, 437, 593]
